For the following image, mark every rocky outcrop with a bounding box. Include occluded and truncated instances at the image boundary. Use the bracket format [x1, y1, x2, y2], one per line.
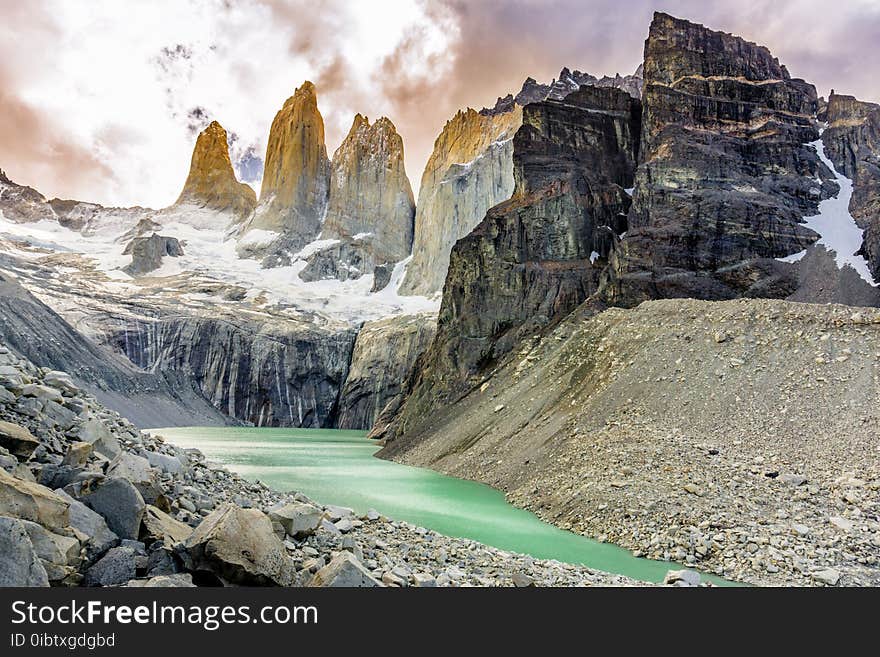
[602, 12, 827, 306]
[376, 86, 640, 440]
[110, 314, 357, 428]
[310, 115, 414, 281]
[122, 234, 184, 276]
[0, 170, 55, 224]
[175, 121, 257, 221]
[400, 106, 522, 296]
[822, 93, 880, 281]
[243, 82, 331, 258]
[337, 313, 436, 430]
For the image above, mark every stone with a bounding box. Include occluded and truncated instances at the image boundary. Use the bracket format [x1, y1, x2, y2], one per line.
[334, 517, 353, 533]
[144, 451, 186, 476]
[123, 234, 185, 276]
[106, 452, 162, 504]
[76, 415, 121, 459]
[20, 383, 63, 403]
[663, 569, 701, 587]
[308, 552, 383, 587]
[67, 477, 145, 540]
[54, 489, 118, 562]
[511, 572, 535, 587]
[829, 516, 855, 532]
[0, 468, 70, 532]
[42, 371, 79, 395]
[20, 519, 81, 567]
[141, 573, 195, 587]
[84, 546, 137, 587]
[175, 120, 257, 220]
[267, 501, 323, 539]
[0, 516, 49, 586]
[779, 474, 808, 486]
[812, 568, 841, 586]
[140, 504, 194, 545]
[683, 483, 704, 497]
[181, 503, 295, 586]
[62, 442, 93, 467]
[0, 420, 39, 459]
[412, 572, 437, 587]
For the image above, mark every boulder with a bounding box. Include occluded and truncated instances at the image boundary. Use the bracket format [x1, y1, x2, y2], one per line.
[84, 546, 137, 587]
[106, 452, 162, 504]
[0, 468, 69, 532]
[62, 442, 93, 467]
[144, 451, 186, 476]
[267, 502, 323, 539]
[54, 489, 118, 562]
[42, 371, 79, 395]
[663, 569, 701, 587]
[180, 503, 294, 586]
[308, 552, 382, 587]
[0, 420, 39, 459]
[75, 415, 121, 459]
[0, 516, 49, 586]
[20, 519, 82, 584]
[140, 505, 193, 545]
[66, 477, 145, 540]
[130, 573, 195, 588]
[20, 383, 63, 403]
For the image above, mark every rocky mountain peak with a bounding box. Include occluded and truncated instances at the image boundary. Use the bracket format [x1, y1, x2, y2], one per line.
[309, 113, 415, 280]
[243, 80, 331, 256]
[175, 120, 256, 220]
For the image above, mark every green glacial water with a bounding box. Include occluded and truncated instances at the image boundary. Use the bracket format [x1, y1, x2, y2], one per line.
[158, 426, 730, 585]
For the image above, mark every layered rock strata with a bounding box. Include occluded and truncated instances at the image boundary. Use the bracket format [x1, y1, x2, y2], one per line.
[602, 12, 829, 306]
[374, 85, 641, 440]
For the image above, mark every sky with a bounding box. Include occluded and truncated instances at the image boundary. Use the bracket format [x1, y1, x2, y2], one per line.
[1, 0, 878, 209]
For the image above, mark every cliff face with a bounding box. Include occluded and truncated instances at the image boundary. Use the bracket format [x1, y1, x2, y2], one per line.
[321, 115, 414, 264]
[111, 315, 357, 428]
[374, 86, 641, 440]
[175, 121, 257, 220]
[336, 313, 436, 430]
[244, 82, 331, 254]
[399, 106, 522, 296]
[602, 12, 826, 306]
[822, 94, 880, 281]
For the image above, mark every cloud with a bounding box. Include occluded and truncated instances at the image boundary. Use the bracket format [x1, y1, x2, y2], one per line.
[0, 0, 878, 208]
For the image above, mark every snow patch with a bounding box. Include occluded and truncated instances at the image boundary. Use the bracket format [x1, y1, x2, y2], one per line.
[780, 137, 876, 285]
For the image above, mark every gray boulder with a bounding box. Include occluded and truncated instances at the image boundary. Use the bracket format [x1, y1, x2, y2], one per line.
[84, 546, 137, 587]
[308, 552, 382, 587]
[0, 516, 50, 586]
[180, 503, 294, 586]
[66, 477, 145, 540]
[54, 489, 118, 562]
[140, 504, 193, 545]
[106, 452, 162, 505]
[268, 502, 323, 539]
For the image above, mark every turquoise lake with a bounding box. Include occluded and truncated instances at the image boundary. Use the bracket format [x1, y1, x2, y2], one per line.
[158, 426, 730, 585]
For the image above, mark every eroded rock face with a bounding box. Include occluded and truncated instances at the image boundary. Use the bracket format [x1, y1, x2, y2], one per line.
[111, 315, 357, 428]
[337, 313, 436, 430]
[175, 121, 257, 221]
[602, 12, 827, 305]
[244, 81, 331, 253]
[375, 86, 640, 440]
[315, 114, 414, 279]
[822, 93, 880, 281]
[400, 106, 522, 296]
[122, 234, 184, 276]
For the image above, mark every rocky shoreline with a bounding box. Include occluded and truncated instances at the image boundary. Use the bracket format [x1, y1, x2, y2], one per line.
[0, 341, 667, 587]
